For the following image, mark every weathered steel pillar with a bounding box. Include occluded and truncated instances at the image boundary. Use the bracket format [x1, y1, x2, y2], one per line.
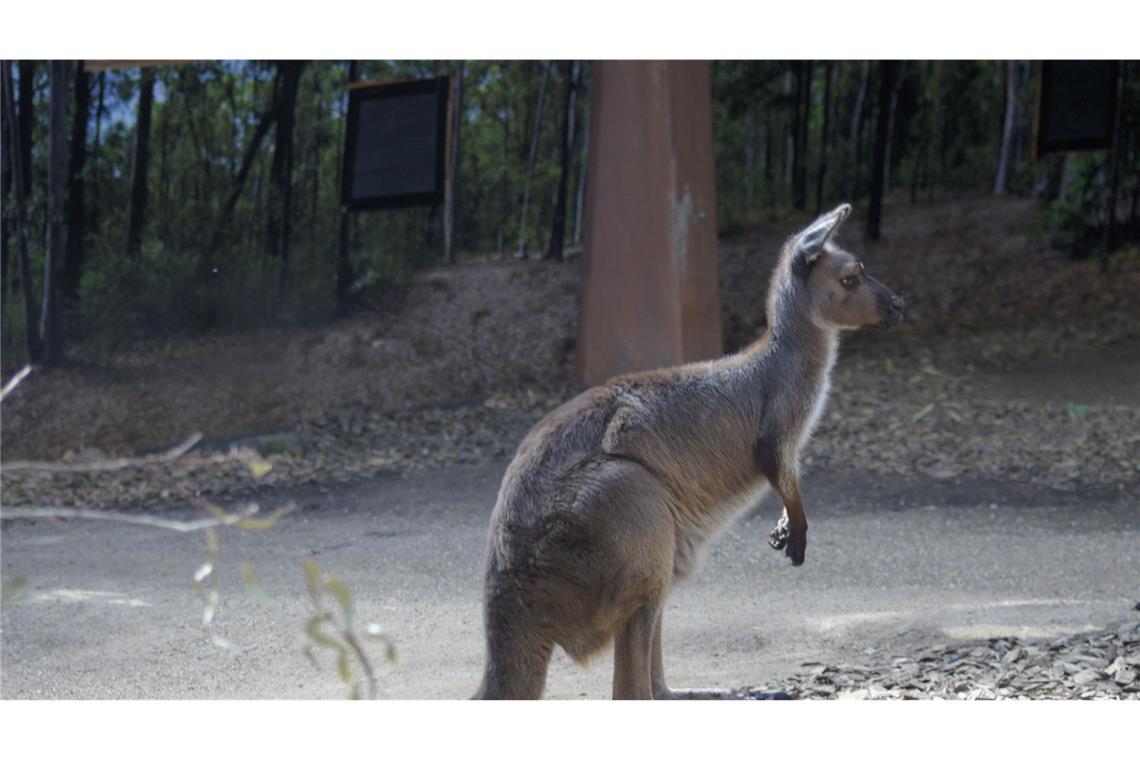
[577, 60, 722, 386]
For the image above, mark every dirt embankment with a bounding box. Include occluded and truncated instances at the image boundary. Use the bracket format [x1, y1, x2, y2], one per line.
[2, 196, 1138, 506]
[1, 260, 580, 461]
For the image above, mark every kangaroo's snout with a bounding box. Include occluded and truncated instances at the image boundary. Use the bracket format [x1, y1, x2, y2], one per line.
[872, 284, 904, 329]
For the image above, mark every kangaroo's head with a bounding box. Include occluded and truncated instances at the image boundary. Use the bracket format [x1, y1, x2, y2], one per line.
[768, 203, 904, 332]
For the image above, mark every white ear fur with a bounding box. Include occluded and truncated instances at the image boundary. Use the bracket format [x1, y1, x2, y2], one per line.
[797, 203, 851, 261]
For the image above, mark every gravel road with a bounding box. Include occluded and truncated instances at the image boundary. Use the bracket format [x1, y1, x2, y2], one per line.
[2, 463, 1137, 699]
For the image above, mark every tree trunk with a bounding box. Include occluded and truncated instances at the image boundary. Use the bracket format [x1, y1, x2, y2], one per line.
[268, 60, 304, 300]
[1100, 62, 1125, 272]
[764, 107, 773, 181]
[498, 114, 510, 255]
[910, 81, 925, 205]
[88, 71, 105, 236]
[157, 75, 172, 246]
[62, 60, 90, 333]
[572, 66, 591, 245]
[866, 61, 897, 241]
[993, 60, 1017, 195]
[336, 60, 358, 315]
[125, 68, 155, 259]
[815, 62, 834, 214]
[17, 61, 34, 210]
[444, 61, 465, 263]
[928, 62, 943, 203]
[744, 107, 756, 210]
[547, 61, 578, 261]
[1011, 61, 1031, 172]
[41, 61, 71, 366]
[883, 61, 905, 194]
[849, 61, 869, 200]
[793, 61, 812, 210]
[912, 63, 935, 203]
[213, 89, 280, 252]
[3, 62, 41, 361]
[1, 66, 10, 297]
[784, 68, 794, 188]
[516, 61, 550, 258]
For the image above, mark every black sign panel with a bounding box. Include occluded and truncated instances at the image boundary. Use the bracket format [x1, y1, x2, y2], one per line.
[341, 77, 449, 209]
[1037, 61, 1119, 155]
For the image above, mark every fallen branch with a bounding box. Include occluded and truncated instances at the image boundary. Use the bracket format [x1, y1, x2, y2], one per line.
[1, 432, 204, 474]
[0, 503, 264, 532]
[0, 365, 32, 403]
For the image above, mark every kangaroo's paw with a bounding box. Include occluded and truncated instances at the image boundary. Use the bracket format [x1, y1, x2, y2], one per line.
[770, 516, 806, 565]
[768, 516, 789, 550]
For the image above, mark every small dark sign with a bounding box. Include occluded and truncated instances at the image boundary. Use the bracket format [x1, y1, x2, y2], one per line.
[341, 76, 450, 209]
[1037, 61, 1119, 155]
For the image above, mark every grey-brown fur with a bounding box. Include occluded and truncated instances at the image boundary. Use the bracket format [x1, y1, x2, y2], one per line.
[474, 204, 903, 699]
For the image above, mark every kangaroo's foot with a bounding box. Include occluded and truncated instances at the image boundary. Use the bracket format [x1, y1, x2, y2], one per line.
[768, 516, 806, 565]
[654, 687, 743, 700]
[653, 687, 794, 700]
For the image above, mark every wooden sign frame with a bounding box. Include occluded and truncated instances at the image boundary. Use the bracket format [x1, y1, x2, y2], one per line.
[340, 76, 450, 210]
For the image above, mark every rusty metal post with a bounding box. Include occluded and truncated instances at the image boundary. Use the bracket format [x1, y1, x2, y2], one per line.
[577, 61, 722, 386]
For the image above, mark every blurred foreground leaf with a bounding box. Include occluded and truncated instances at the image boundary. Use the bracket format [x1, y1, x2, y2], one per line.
[2, 576, 29, 607]
[246, 456, 273, 480]
[1068, 403, 1090, 421]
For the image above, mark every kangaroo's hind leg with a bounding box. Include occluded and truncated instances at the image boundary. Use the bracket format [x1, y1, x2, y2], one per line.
[650, 609, 742, 699]
[613, 598, 663, 699]
[473, 609, 554, 700]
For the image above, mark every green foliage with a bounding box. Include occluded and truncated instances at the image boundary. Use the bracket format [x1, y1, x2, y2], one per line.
[1046, 155, 1110, 260]
[2, 60, 595, 360]
[4, 59, 1136, 364]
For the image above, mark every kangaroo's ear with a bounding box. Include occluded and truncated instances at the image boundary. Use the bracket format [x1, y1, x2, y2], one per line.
[792, 203, 851, 278]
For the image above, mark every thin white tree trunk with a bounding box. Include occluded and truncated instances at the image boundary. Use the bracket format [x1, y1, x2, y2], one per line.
[884, 61, 905, 193]
[784, 70, 794, 185]
[848, 61, 869, 197]
[42, 61, 71, 365]
[993, 60, 1017, 195]
[516, 62, 551, 258]
[572, 71, 591, 245]
[744, 108, 756, 209]
[443, 61, 465, 263]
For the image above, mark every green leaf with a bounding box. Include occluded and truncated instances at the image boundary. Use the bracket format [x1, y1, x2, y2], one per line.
[235, 504, 294, 531]
[336, 651, 352, 684]
[301, 559, 323, 607]
[304, 613, 344, 653]
[324, 576, 354, 629]
[246, 456, 273, 480]
[239, 562, 282, 614]
[1, 576, 29, 608]
[911, 403, 935, 423]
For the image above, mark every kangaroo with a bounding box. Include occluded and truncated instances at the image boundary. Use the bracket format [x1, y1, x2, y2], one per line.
[474, 203, 903, 699]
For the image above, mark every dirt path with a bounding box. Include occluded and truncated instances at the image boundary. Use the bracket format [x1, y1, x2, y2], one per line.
[4, 197, 1137, 464]
[2, 463, 1136, 699]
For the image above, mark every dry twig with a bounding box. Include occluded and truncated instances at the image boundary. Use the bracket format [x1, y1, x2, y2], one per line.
[1, 433, 204, 474]
[0, 365, 32, 403]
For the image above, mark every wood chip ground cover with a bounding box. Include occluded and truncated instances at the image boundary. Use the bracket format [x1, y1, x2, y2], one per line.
[752, 621, 1140, 700]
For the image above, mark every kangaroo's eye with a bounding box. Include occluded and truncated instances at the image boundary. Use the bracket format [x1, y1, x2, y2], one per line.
[841, 275, 860, 289]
